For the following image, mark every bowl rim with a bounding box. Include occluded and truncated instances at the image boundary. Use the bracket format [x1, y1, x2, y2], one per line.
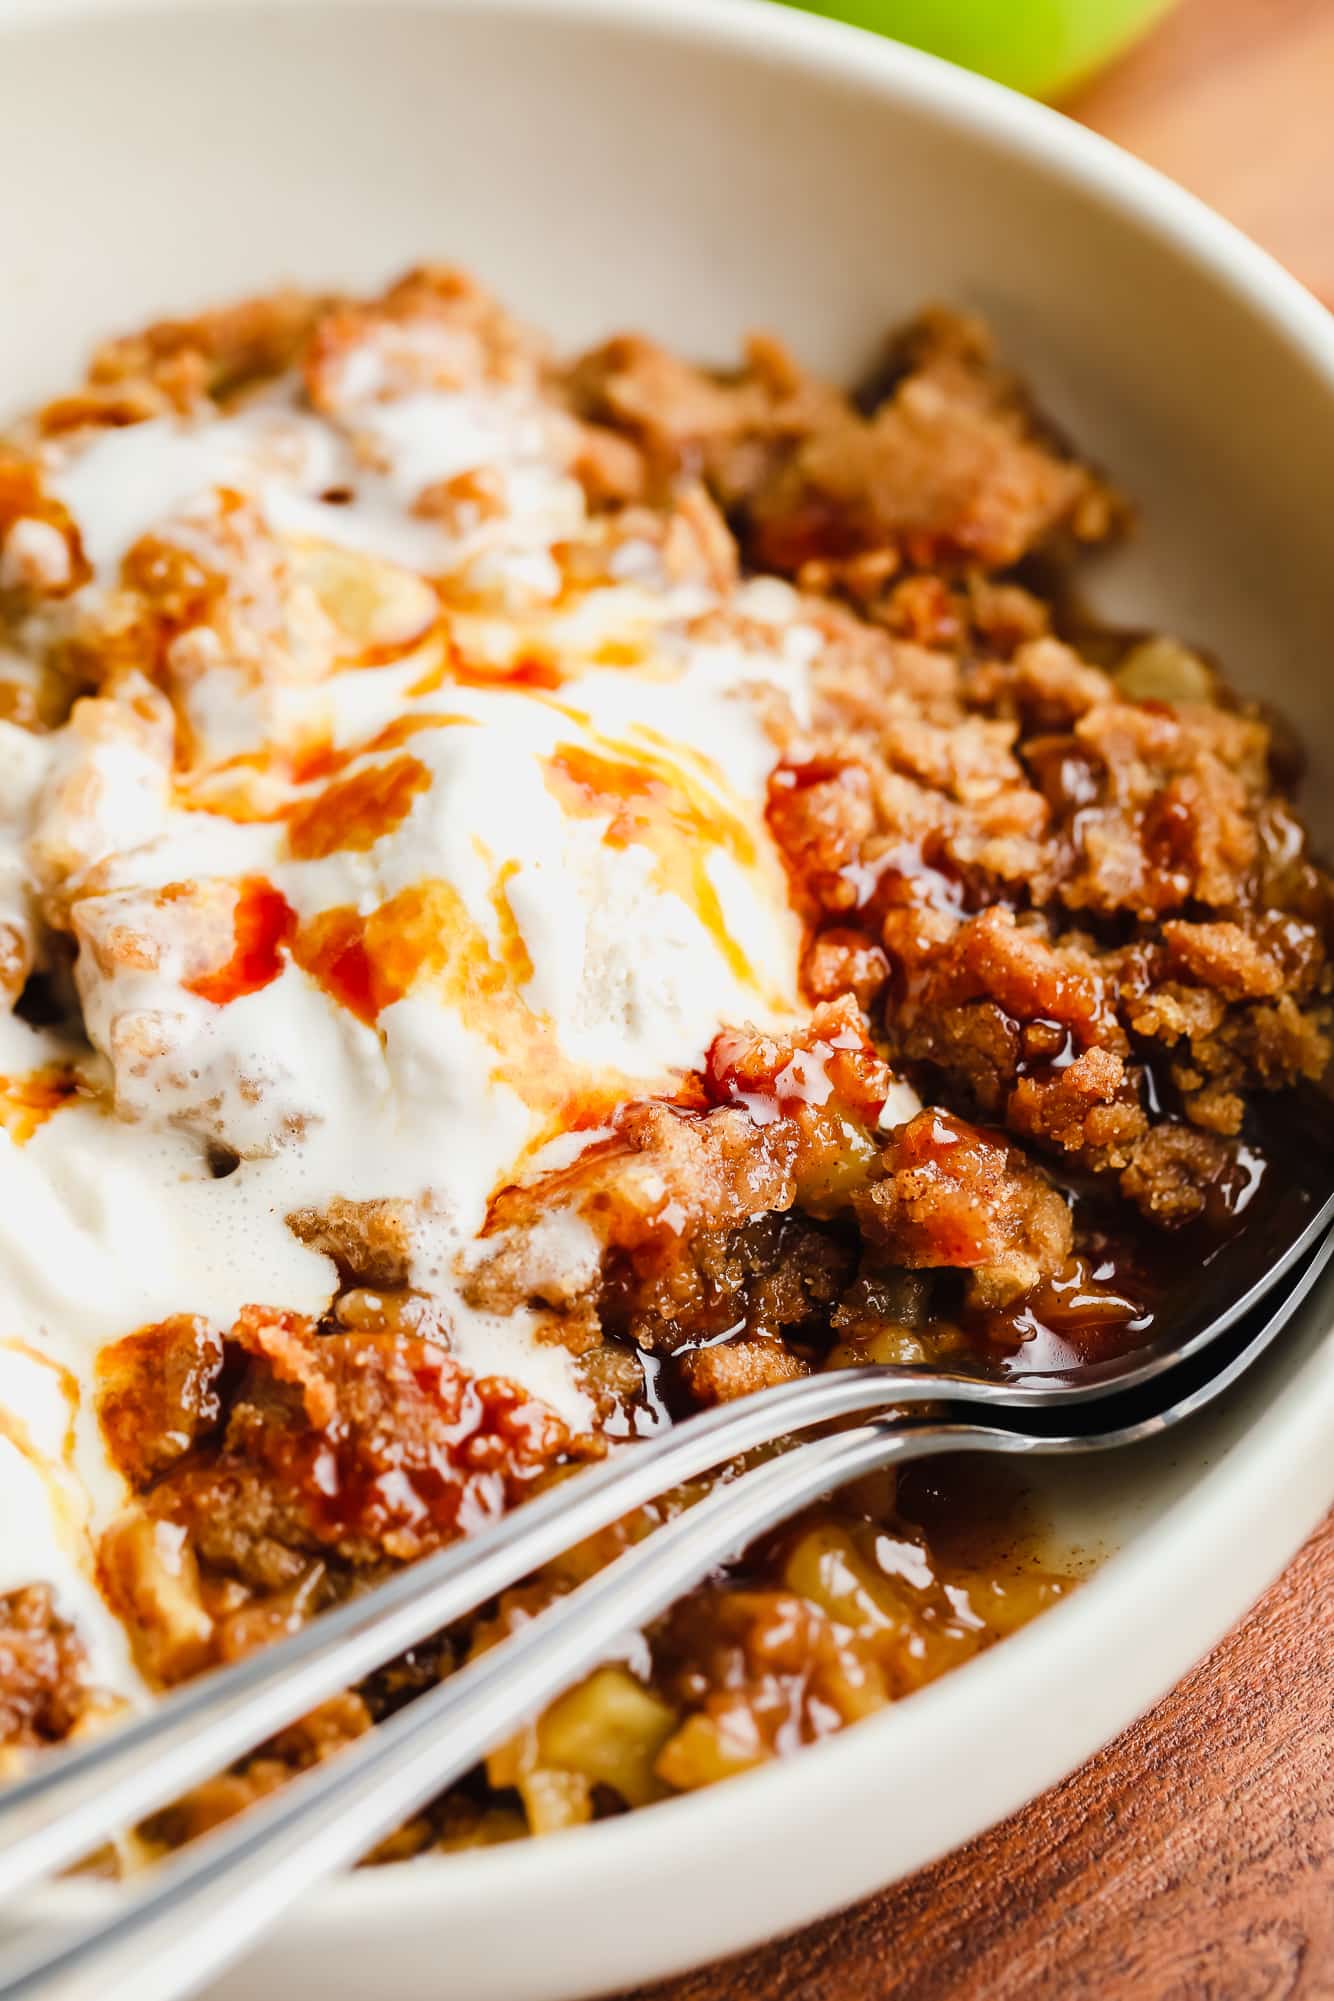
[6, 0, 1334, 1943]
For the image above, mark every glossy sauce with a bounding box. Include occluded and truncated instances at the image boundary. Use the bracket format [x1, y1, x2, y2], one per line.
[183, 879, 295, 1006]
[545, 737, 766, 994]
[0, 1067, 81, 1145]
[285, 755, 431, 861]
[410, 641, 568, 697]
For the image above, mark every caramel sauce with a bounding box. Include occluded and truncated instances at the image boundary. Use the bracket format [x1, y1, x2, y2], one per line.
[183, 878, 296, 1006]
[175, 713, 475, 825]
[292, 870, 669, 1161]
[592, 638, 646, 669]
[849, 838, 968, 922]
[973, 1249, 1152, 1372]
[410, 640, 567, 697]
[285, 754, 431, 860]
[0, 1066, 80, 1145]
[360, 712, 478, 754]
[290, 877, 529, 1029]
[456, 653, 567, 693]
[544, 735, 771, 995]
[167, 723, 738, 1150]
[962, 1136, 1272, 1376]
[0, 455, 89, 596]
[0, 1338, 82, 1481]
[120, 527, 229, 631]
[286, 909, 371, 1024]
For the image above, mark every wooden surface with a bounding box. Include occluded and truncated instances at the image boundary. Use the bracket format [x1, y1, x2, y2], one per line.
[1074, 0, 1334, 308]
[621, 5, 1334, 1996]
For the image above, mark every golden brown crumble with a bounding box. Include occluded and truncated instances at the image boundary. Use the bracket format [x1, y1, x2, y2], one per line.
[0, 1585, 96, 1749]
[2, 269, 1329, 1858]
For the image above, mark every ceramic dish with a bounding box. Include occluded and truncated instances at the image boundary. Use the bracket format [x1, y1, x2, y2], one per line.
[2, 1, 1332, 1995]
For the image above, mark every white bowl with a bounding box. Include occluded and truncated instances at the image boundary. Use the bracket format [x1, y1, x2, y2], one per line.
[3, 2, 1333, 1995]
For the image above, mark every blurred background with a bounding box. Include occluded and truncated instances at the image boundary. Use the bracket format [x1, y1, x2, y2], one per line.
[777, 0, 1334, 308]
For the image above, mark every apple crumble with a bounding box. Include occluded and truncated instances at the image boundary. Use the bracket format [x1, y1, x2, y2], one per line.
[0, 269, 1328, 1853]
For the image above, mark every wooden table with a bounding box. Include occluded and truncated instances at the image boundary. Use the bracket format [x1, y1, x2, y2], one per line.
[622, 4, 1334, 1993]
[1075, 0, 1334, 311]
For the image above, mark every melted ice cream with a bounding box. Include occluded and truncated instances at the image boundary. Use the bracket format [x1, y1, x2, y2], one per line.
[0, 318, 827, 1693]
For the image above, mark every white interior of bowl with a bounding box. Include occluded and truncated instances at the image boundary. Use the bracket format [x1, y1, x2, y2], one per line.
[2, 3, 1332, 1996]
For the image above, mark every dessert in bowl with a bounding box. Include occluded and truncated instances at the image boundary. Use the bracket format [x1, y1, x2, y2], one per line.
[1, 2, 1333, 1996]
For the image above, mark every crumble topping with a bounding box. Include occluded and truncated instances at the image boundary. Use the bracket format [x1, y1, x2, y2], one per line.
[0, 269, 1327, 1853]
